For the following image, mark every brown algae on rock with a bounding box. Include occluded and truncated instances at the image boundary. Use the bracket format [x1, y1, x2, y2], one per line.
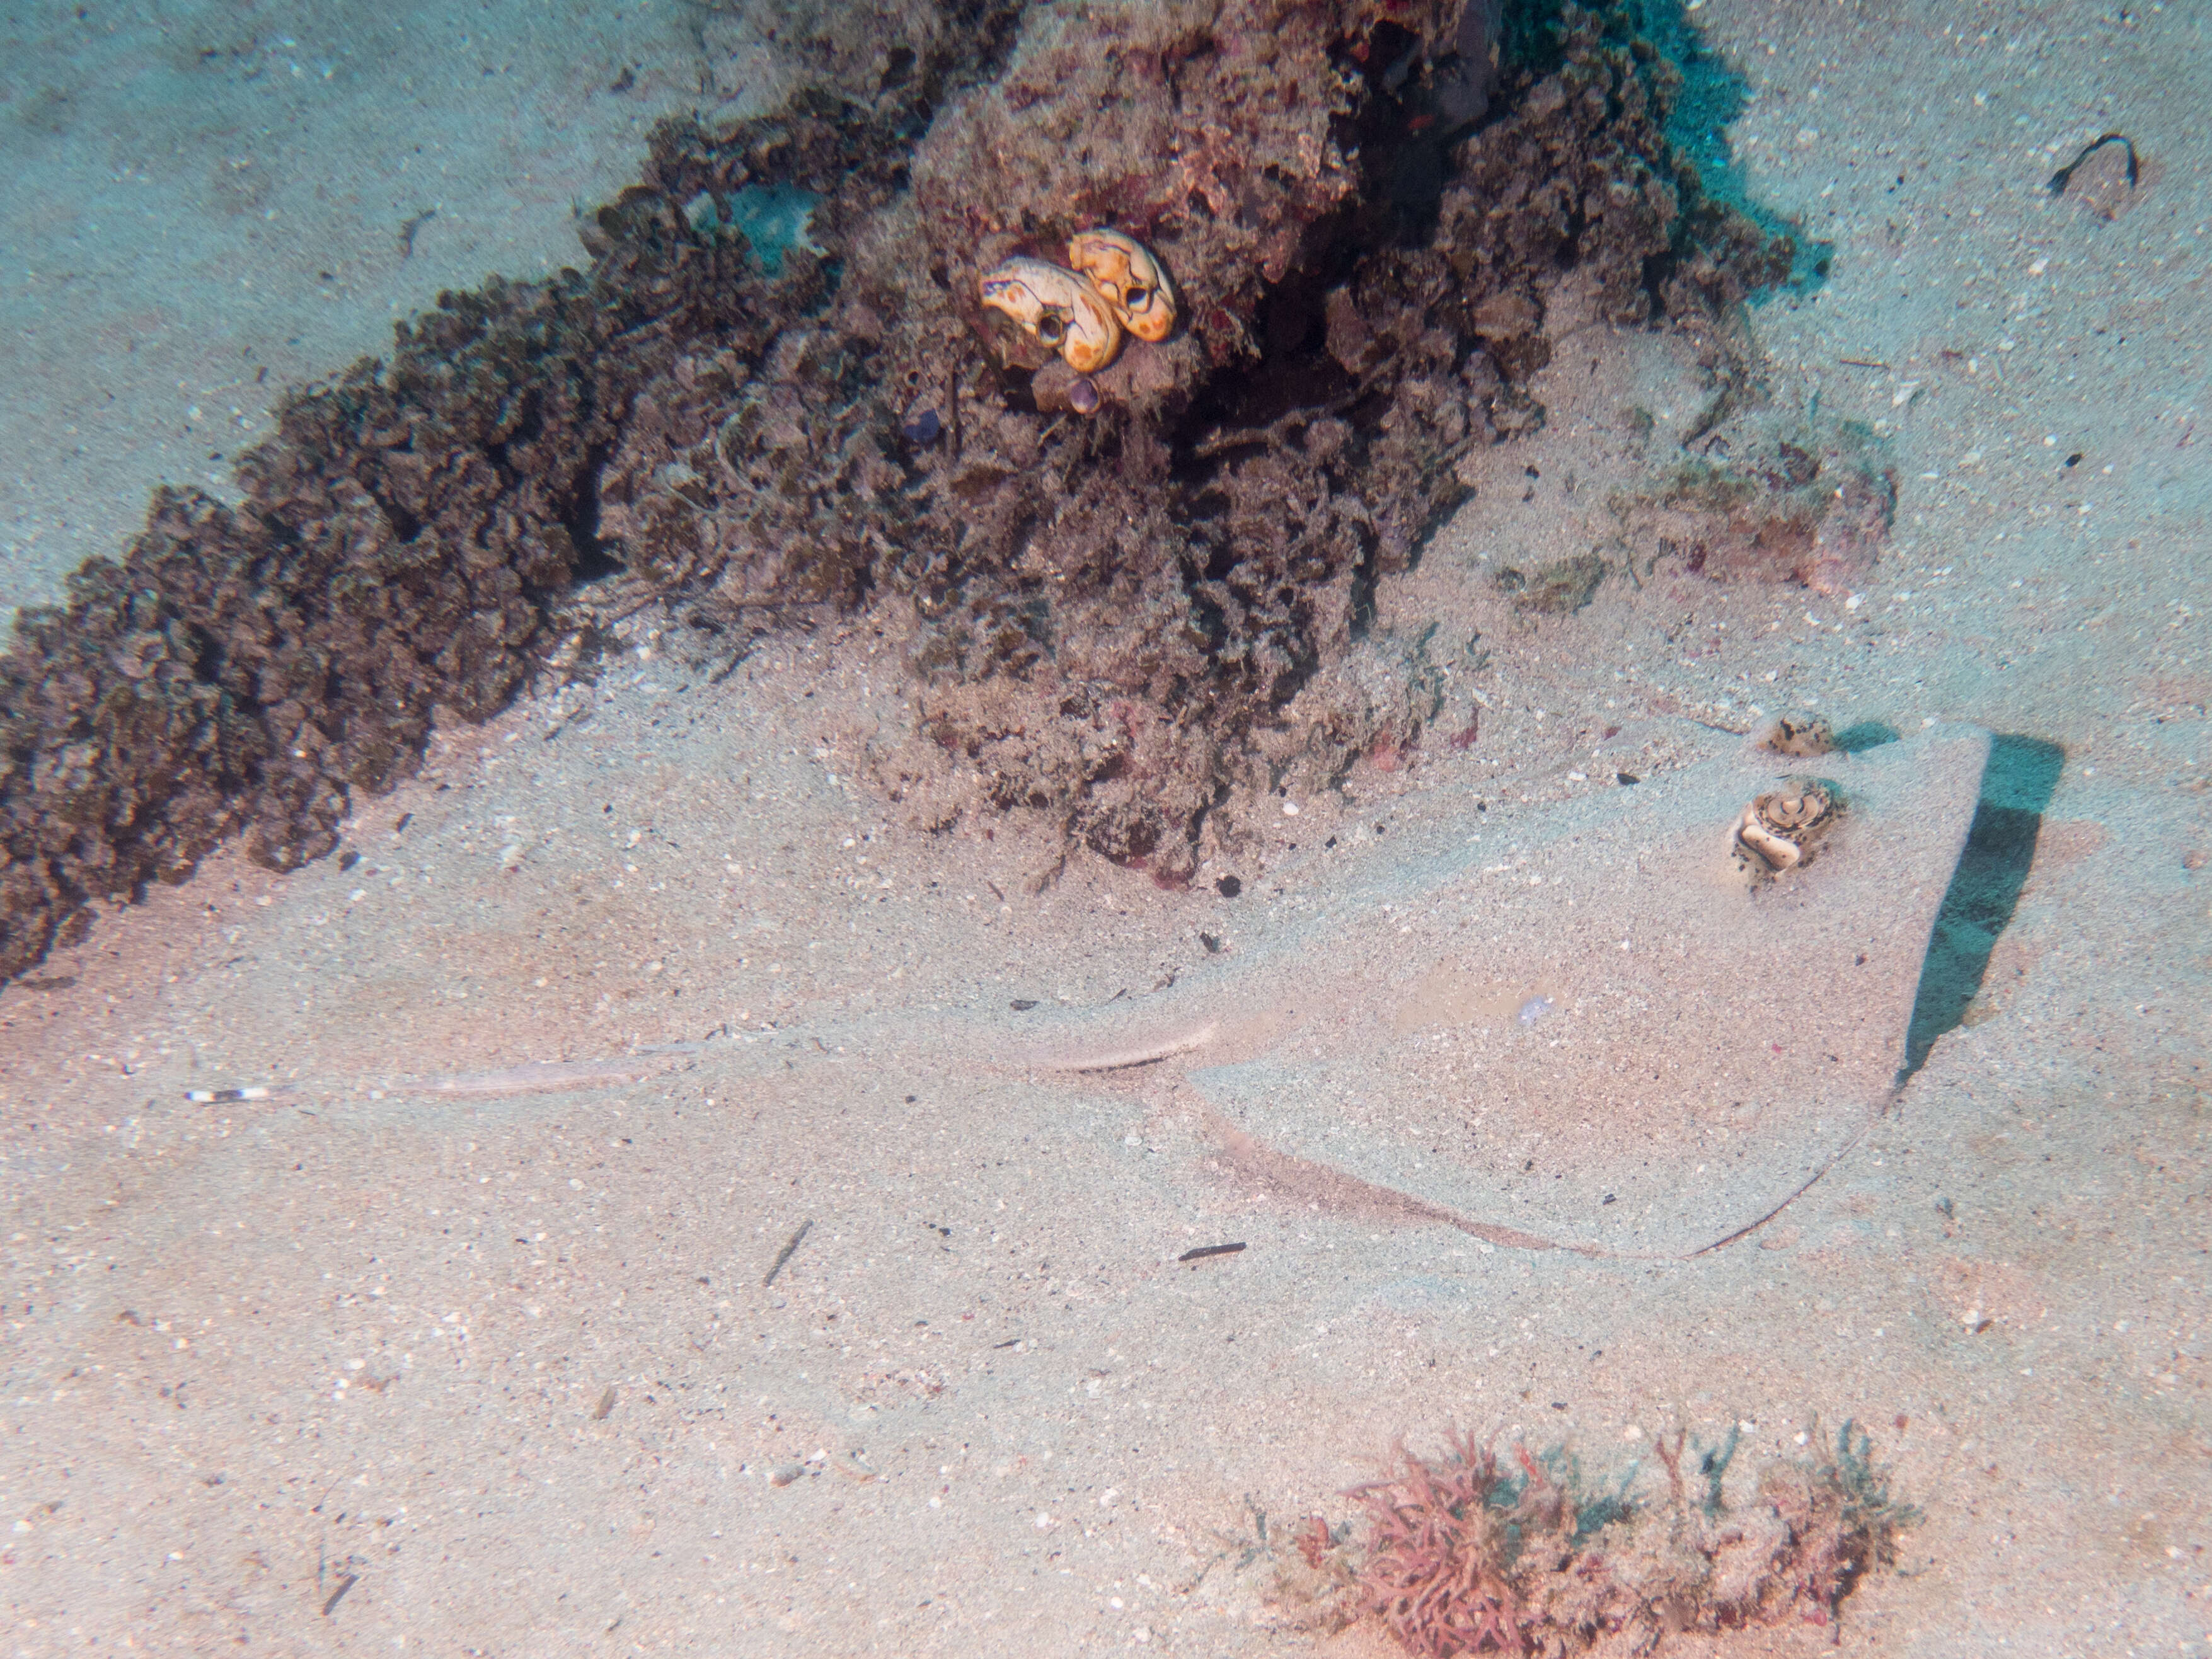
[0, 0, 1816, 971]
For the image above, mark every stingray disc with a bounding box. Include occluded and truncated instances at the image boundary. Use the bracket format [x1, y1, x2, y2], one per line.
[1016, 723, 1993, 1257]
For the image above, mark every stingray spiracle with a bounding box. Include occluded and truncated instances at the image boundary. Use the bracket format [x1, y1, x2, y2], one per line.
[1734, 778, 1841, 873]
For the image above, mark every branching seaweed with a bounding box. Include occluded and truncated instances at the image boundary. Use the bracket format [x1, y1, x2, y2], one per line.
[1316, 1418, 1913, 1656]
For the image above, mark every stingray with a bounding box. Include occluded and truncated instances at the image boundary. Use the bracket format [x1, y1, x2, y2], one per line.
[1001, 721, 1993, 1258]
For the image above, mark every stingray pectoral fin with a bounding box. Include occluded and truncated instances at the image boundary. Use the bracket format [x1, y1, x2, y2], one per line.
[1180, 723, 1995, 1259]
[1205, 1110, 1581, 1253]
[1005, 990, 1300, 1074]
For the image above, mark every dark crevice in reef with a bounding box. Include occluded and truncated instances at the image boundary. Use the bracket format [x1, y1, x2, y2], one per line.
[559, 439, 623, 586]
[1, 0, 1804, 980]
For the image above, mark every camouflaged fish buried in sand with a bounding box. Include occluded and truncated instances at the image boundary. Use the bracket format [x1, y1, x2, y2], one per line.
[970, 721, 1992, 1259]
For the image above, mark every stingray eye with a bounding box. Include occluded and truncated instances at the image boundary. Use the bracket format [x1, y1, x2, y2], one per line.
[1735, 778, 1841, 875]
[1763, 786, 1830, 830]
[1035, 314, 1065, 345]
[1760, 715, 1835, 758]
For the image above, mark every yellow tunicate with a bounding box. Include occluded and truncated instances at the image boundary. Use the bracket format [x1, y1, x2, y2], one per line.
[979, 256, 1125, 373]
[1066, 230, 1178, 343]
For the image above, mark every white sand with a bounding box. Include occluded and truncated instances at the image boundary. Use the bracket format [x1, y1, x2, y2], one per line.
[0, 0, 786, 618]
[2, 1, 2206, 1653]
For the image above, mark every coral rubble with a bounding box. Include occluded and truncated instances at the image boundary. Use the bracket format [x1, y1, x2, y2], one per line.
[1614, 411, 1896, 595]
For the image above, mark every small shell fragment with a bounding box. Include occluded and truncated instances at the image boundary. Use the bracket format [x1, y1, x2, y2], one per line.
[979, 256, 1124, 373]
[1734, 778, 1841, 873]
[1066, 229, 1178, 342]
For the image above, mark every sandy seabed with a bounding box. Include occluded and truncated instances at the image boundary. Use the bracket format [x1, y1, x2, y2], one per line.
[1, 1, 2207, 1654]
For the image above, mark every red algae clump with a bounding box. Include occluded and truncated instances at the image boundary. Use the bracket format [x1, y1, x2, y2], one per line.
[1317, 1420, 1913, 1656]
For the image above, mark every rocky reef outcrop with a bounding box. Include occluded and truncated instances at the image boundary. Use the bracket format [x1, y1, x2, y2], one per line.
[0, 0, 1811, 977]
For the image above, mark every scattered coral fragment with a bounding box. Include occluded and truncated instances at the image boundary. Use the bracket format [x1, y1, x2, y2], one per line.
[1497, 553, 1609, 616]
[1617, 416, 1896, 595]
